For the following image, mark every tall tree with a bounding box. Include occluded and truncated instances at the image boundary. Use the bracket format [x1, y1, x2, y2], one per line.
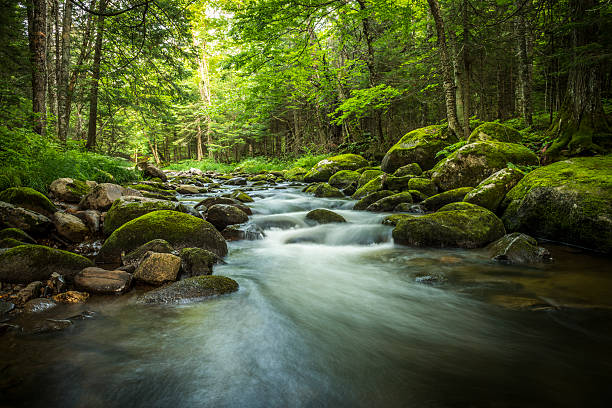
[26, 0, 47, 135]
[57, 0, 72, 141]
[515, 0, 532, 126]
[86, 0, 107, 150]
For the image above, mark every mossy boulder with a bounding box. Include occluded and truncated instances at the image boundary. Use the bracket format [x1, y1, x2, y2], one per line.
[392, 203, 506, 248]
[352, 175, 384, 199]
[97, 210, 227, 263]
[463, 167, 524, 212]
[206, 204, 249, 230]
[122, 239, 175, 268]
[134, 252, 182, 285]
[353, 190, 394, 211]
[431, 141, 538, 191]
[366, 192, 413, 212]
[286, 167, 308, 181]
[383, 175, 412, 191]
[179, 247, 219, 277]
[421, 187, 474, 211]
[312, 183, 344, 198]
[357, 170, 384, 188]
[0, 187, 57, 217]
[305, 209, 346, 224]
[230, 190, 254, 203]
[0, 244, 93, 283]
[0, 228, 36, 244]
[53, 212, 90, 242]
[136, 275, 239, 304]
[304, 154, 369, 182]
[407, 190, 428, 203]
[129, 183, 176, 200]
[195, 196, 252, 215]
[382, 214, 413, 226]
[49, 178, 91, 203]
[328, 170, 361, 189]
[467, 122, 522, 144]
[501, 156, 612, 253]
[487, 233, 552, 264]
[393, 163, 423, 177]
[406, 178, 437, 197]
[104, 196, 192, 235]
[0, 201, 53, 235]
[381, 125, 458, 173]
[0, 237, 28, 248]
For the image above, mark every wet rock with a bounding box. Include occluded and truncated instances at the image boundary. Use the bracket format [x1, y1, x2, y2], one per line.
[45, 272, 66, 295]
[29, 319, 73, 334]
[117, 264, 136, 273]
[179, 248, 219, 277]
[23, 298, 57, 313]
[415, 271, 448, 285]
[501, 156, 612, 253]
[134, 252, 181, 285]
[306, 209, 346, 224]
[285, 167, 308, 181]
[393, 163, 423, 177]
[0, 245, 93, 283]
[0, 201, 53, 235]
[431, 141, 538, 191]
[467, 122, 522, 144]
[230, 190, 254, 203]
[463, 167, 525, 212]
[487, 233, 553, 264]
[225, 177, 247, 186]
[328, 170, 361, 189]
[53, 212, 90, 242]
[352, 175, 384, 199]
[16, 281, 42, 304]
[79, 183, 143, 211]
[312, 183, 344, 198]
[366, 192, 413, 212]
[0, 187, 57, 217]
[0, 227, 36, 244]
[394, 203, 425, 214]
[353, 190, 394, 211]
[96, 210, 227, 263]
[74, 210, 101, 233]
[49, 178, 92, 203]
[392, 202, 506, 248]
[74, 267, 133, 294]
[357, 170, 384, 188]
[195, 197, 252, 215]
[421, 187, 474, 211]
[221, 224, 264, 241]
[177, 185, 200, 194]
[0, 301, 15, 317]
[53, 290, 90, 303]
[122, 239, 175, 268]
[0, 237, 27, 248]
[406, 178, 437, 197]
[381, 125, 458, 172]
[206, 204, 249, 231]
[129, 183, 176, 200]
[383, 175, 412, 191]
[304, 154, 369, 183]
[140, 163, 168, 182]
[137, 275, 239, 304]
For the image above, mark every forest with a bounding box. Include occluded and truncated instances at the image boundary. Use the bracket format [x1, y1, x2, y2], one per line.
[1, 1, 612, 407]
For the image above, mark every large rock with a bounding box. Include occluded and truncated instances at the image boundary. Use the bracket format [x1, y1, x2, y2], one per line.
[381, 125, 458, 173]
[74, 267, 133, 294]
[357, 170, 384, 188]
[467, 122, 522, 144]
[392, 202, 506, 248]
[393, 163, 423, 177]
[140, 163, 168, 182]
[421, 187, 474, 211]
[195, 196, 252, 215]
[179, 248, 219, 277]
[0, 244, 93, 283]
[304, 154, 369, 182]
[407, 178, 437, 197]
[431, 141, 538, 191]
[49, 178, 92, 203]
[353, 190, 394, 210]
[305, 209, 346, 224]
[352, 175, 384, 199]
[136, 275, 239, 304]
[103, 196, 193, 235]
[96, 210, 227, 263]
[0, 187, 57, 217]
[206, 204, 249, 230]
[79, 183, 143, 211]
[312, 183, 344, 198]
[328, 170, 360, 189]
[0, 228, 36, 244]
[501, 156, 612, 253]
[134, 252, 181, 285]
[487, 233, 552, 264]
[366, 192, 413, 212]
[53, 212, 90, 242]
[0, 201, 53, 235]
[463, 167, 524, 212]
[122, 239, 175, 267]
[285, 167, 308, 181]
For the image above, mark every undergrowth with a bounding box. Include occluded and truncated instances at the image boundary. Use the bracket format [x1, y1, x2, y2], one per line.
[164, 154, 330, 174]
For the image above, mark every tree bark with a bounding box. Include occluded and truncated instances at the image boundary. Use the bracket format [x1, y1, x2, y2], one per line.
[515, 0, 533, 126]
[27, 0, 48, 136]
[427, 0, 462, 137]
[194, 35, 213, 159]
[57, 0, 72, 141]
[86, 0, 107, 151]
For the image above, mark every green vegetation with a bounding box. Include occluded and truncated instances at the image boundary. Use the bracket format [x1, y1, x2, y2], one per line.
[164, 154, 330, 174]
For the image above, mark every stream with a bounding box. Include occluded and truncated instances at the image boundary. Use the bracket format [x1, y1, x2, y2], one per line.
[1, 183, 612, 407]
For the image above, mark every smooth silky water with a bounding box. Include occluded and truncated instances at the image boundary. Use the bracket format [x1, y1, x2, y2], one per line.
[1, 185, 612, 408]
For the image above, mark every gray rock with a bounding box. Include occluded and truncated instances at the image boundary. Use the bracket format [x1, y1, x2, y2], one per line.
[122, 239, 175, 268]
[74, 267, 133, 294]
[49, 178, 93, 203]
[53, 212, 90, 242]
[136, 275, 239, 304]
[305, 209, 346, 224]
[134, 252, 181, 285]
[179, 248, 219, 277]
[487, 233, 553, 264]
[79, 183, 143, 211]
[0, 201, 53, 235]
[24, 298, 57, 313]
[206, 204, 249, 231]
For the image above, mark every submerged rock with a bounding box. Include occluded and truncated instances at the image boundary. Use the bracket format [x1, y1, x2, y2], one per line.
[23, 298, 57, 313]
[0, 187, 57, 217]
[392, 202, 505, 248]
[96, 210, 227, 263]
[53, 290, 90, 303]
[487, 233, 552, 264]
[136, 275, 239, 304]
[74, 267, 133, 294]
[304, 154, 368, 182]
[306, 209, 346, 224]
[0, 244, 93, 283]
[134, 252, 181, 285]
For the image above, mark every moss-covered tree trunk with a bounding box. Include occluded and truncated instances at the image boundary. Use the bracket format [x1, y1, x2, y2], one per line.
[545, 0, 610, 162]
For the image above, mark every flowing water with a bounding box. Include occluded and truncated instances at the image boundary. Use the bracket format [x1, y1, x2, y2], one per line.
[1, 185, 612, 408]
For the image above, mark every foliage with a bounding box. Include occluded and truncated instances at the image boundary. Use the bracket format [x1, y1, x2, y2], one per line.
[164, 154, 331, 174]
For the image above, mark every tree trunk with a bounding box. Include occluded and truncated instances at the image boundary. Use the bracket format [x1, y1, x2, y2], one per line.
[427, 0, 462, 137]
[47, 0, 58, 129]
[57, 0, 72, 142]
[86, 0, 106, 151]
[196, 117, 203, 161]
[515, 0, 533, 126]
[27, 0, 48, 136]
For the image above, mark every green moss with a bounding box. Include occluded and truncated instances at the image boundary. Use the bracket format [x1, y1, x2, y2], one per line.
[352, 175, 384, 199]
[66, 179, 91, 198]
[438, 201, 482, 212]
[97, 210, 227, 263]
[381, 125, 458, 172]
[468, 122, 522, 144]
[383, 175, 412, 191]
[393, 163, 423, 177]
[313, 183, 344, 198]
[408, 189, 429, 202]
[501, 155, 612, 252]
[104, 198, 189, 235]
[329, 170, 360, 188]
[122, 239, 175, 267]
[130, 183, 176, 197]
[366, 192, 413, 212]
[407, 178, 437, 196]
[353, 190, 394, 210]
[463, 167, 524, 211]
[0, 227, 36, 244]
[306, 208, 346, 224]
[422, 187, 474, 211]
[355, 166, 381, 174]
[230, 190, 254, 203]
[179, 247, 218, 277]
[0, 237, 27, 248]
[358, 170, 384, 188]
[0, 187, 57, 217]
[304, 154, 368, 182]
[286, 167, 308, 181]
[382, 214, 414, 226]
